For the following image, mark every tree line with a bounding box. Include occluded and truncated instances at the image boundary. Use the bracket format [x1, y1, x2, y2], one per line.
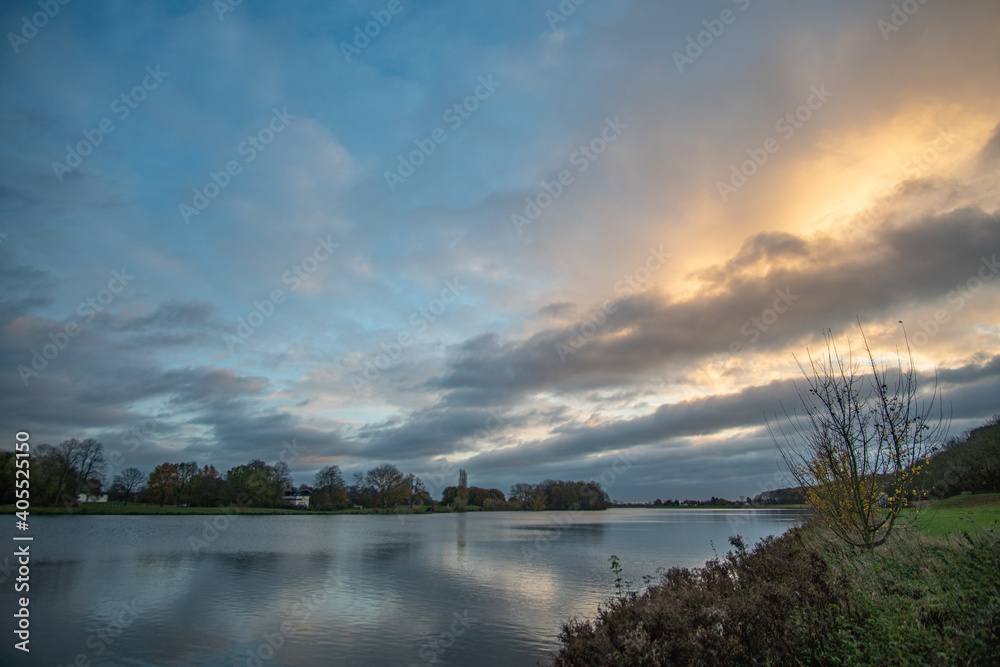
[0, 441, 611, 512]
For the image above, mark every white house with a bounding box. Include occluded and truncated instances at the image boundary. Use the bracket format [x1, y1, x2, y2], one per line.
[282, 493, 310, 508]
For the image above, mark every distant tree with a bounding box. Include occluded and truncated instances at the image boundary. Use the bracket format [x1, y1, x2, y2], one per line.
[30, 445, 68, 505]
[320, 486, 349, 510]
[468, 486, 505, 506]
[512, 480, 609, 511]
[348, 471, 375, 507]
[113, 467, 145, 506]
[455, 469, 468, 511]
[924, 416, 1000, 497]
[146, 462, 180, 506]
[106, 479, 126, 502]
[315, 465, 345, 490]
[188, 465, 226, 506]
[311, 465, 348, 510]
[405, 474, 429, 507]
[509, 483, 536, 510]
[33, 443, 83, 506]
[752, 487, 806, 506]
[63, 438, 107, 492]
[273, 461, 294, 494]
[772, 327, 945, 548]
[27, 438, 108, 506]
[482, 497, 505, 511]
[365, 463, 408, 508]
[226, 459, 286, 507]
[176, 461, 199, 506]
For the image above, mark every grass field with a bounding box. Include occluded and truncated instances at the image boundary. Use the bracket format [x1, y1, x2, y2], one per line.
[898, 492, 1000, 537]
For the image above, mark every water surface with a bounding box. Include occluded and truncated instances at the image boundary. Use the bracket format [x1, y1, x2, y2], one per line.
[0, 508, 806, 666]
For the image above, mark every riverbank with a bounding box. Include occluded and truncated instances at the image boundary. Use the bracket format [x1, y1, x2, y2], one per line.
[0, 503, 626, 515]
[0, 503, 455, 515]
[0, 503, 804, 516]
[552, 494, 1000, 665]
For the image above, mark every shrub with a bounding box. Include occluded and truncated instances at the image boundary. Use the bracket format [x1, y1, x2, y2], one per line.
[553, 527, 849, 665]
[552, 526, 1000, 666]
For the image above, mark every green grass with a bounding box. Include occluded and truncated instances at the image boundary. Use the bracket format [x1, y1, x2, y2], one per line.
[898, 493, 1000, 537]
[812, 525, 1000, 665]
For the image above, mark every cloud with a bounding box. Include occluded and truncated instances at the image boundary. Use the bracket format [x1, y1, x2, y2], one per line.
[432, 205, 1000, 399]
[695, 232, 811, 285]
[536, 301, 576, 319]
[980, 121, 1000, 163]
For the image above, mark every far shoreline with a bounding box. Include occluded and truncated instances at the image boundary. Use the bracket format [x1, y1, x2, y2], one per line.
[1, 503, 810, 516]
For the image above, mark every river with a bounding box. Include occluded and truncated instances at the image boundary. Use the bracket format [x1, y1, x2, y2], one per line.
[1, 508, 806, 666]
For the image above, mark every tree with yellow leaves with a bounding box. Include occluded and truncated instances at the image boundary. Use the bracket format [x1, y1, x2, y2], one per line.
[770, 324, 945, 548]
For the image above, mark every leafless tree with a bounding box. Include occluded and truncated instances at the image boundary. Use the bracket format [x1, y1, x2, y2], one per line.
[62, 438, 107, 490]
[770, 325, 947, 548]
[365, 463, 407, 508]
[114, 467, 145, 506]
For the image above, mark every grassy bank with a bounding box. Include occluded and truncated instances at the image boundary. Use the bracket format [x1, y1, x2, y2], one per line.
[901, 492, 1000, 536]
[553, 494, 1000, 666]
[638, 504, 809, 510]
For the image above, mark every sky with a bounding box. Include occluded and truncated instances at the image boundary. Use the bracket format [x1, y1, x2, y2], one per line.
[2, 0, 999, 502]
